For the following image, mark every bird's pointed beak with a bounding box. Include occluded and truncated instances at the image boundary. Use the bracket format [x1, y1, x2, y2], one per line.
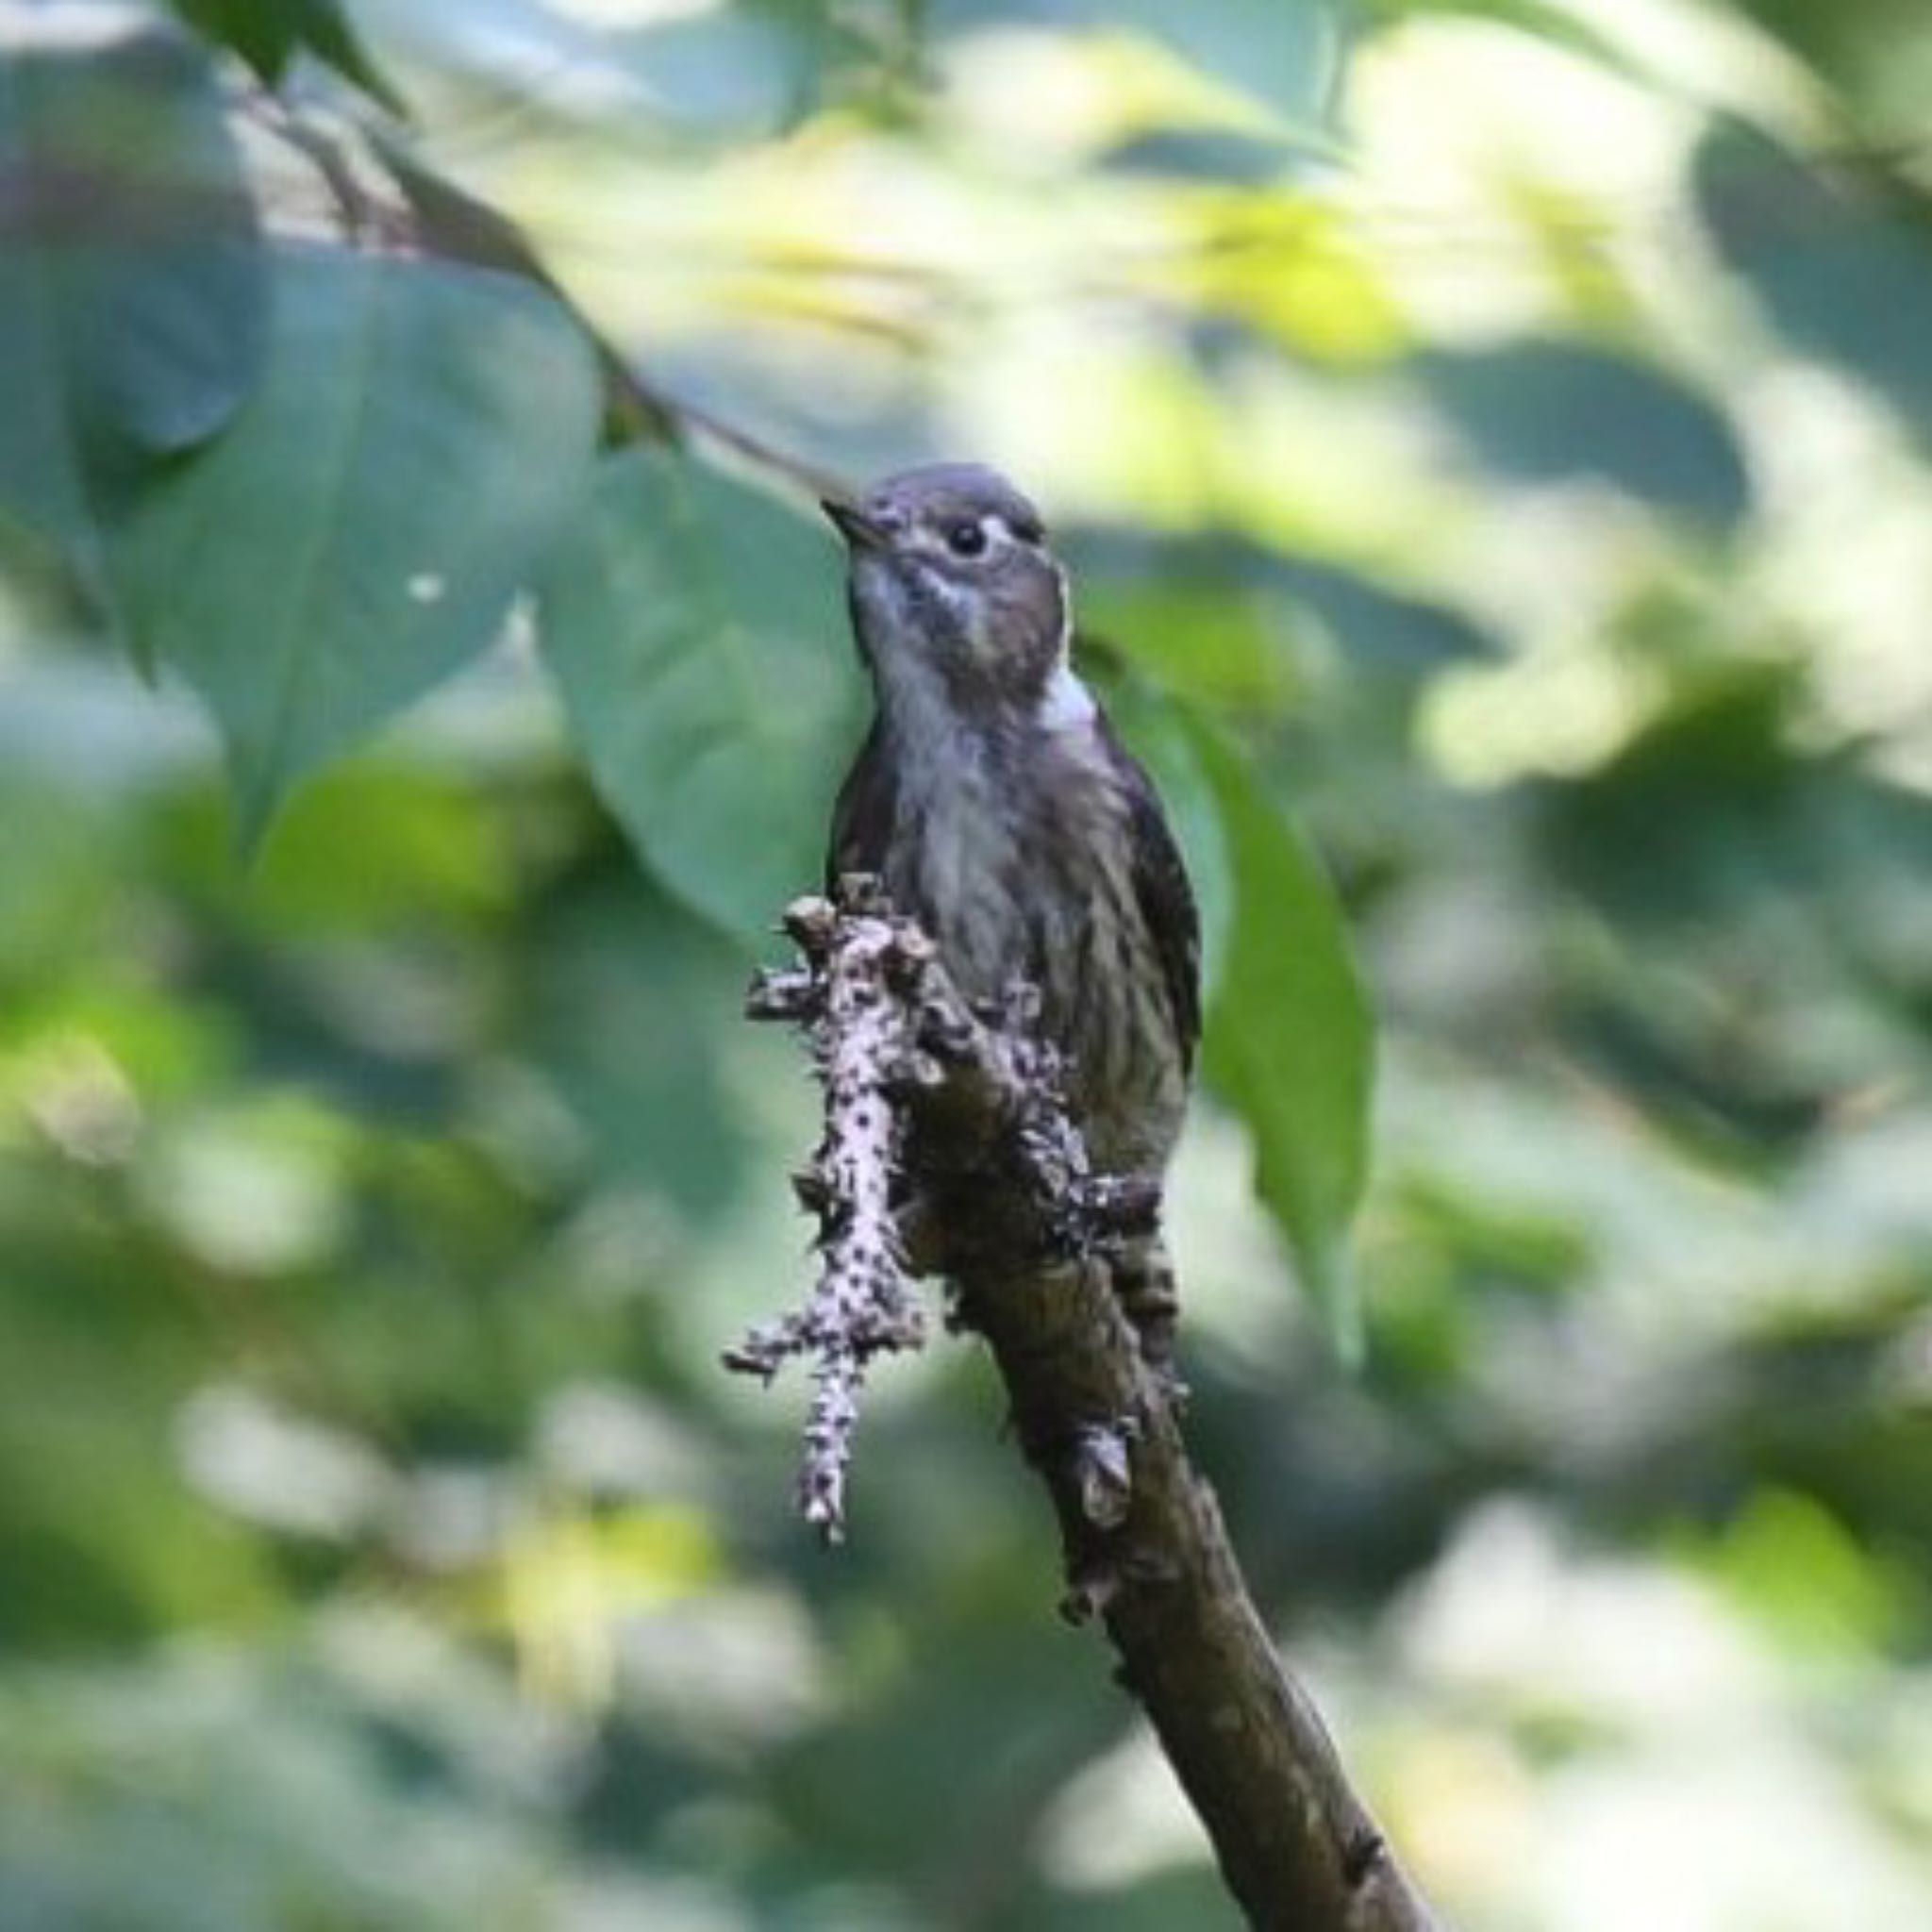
[821, 497, 888, 550]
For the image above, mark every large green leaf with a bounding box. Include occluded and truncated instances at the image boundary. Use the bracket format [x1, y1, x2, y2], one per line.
[114, 248, 602, 838]
[1188, 716, 1374, 1355]
[0, 7, 264, 590]
[1098, 677, 1235, 990]
[536, 447, 863, 947]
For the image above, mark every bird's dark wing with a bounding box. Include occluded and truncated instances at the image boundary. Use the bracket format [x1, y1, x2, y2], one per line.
[1101, 717, 1202, 1072]
[825, 720, 897, 891]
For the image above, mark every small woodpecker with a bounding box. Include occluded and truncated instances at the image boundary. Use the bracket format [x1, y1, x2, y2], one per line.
[823, 462, 1200, 1369]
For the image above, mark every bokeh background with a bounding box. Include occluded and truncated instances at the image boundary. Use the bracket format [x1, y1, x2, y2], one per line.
[5, 1, 1932, 1926]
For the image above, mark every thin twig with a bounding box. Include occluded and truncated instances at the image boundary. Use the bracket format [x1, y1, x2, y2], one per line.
[242, 85, 853, 501]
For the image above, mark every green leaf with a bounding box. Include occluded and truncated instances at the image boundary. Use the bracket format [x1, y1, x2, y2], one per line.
[537, 447, 863, 947]
[1187, 715, 1374, 1356]
[529, 877, 754, 1218]
[1098, 678, 1235, 991]
[0, 8, 264, 591]
[114, 247, 602, 839]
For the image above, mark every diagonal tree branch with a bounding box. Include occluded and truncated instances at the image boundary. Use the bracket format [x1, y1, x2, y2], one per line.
[733, 880, 1442, 1932]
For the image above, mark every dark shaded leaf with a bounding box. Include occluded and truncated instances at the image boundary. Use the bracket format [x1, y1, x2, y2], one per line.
[114, 248, 602, 838]
[0, 8, 264, 590]
[1257, 555, 1503, 673]
[1100, 127, 1301, 185]
[1068, 527, 1498, 699]
[1535, 663, 1932, 1153]
[1187, 715, 1374, 1354]
[1695, 120, 1932, 448]
[1099, 679, 1236, 991]
[1417, 338, 1752, 527]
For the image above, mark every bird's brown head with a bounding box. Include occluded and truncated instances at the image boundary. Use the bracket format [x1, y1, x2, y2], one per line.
[823, 463, 1068, 720]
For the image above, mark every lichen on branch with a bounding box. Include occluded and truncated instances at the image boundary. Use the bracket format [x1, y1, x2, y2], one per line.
[724, 892, 926, 1537]
[725, 877, 1151, 1541]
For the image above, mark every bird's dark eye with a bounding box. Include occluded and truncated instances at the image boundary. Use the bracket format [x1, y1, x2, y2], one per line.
[944, 520, 988, 558]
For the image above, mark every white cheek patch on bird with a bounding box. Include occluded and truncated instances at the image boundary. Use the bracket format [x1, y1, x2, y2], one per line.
[1037, 663, 1097, 731]
[1034, 562, 1089, 728]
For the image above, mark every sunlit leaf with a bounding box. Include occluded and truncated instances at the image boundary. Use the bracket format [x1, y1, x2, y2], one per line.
[1077, 578, 1301, 711]
[1355, 0, 1655, 85]
[536, 446, 862, 947]
[933, 0, 1345, 131]
[1187, 716, 1374, 1354]
[157, 760, 511, 935]
[114, 247, 602, 839]
[1691, 1487, 1905, 1657]
[0, 7, 263, 591]
[1174, 203, 1407, 362]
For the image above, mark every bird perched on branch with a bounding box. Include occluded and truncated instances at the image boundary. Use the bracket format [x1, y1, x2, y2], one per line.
[823, 462, 1200, 1371]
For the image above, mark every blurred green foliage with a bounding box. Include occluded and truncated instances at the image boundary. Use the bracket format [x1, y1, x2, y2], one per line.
[3, 1, 1932, 1927]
